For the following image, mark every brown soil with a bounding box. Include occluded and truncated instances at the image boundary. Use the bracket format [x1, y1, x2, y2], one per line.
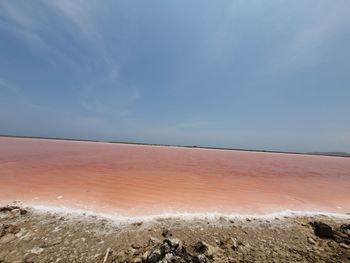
[0, 205, 349, 263]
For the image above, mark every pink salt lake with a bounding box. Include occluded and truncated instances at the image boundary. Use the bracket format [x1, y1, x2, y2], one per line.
[0, 137, 349, 216]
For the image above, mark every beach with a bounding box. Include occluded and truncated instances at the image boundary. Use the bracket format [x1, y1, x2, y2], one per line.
[0, 204, 349, 262]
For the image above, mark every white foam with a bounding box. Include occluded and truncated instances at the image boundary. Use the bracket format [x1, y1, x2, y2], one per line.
[27, 204, 350, 224]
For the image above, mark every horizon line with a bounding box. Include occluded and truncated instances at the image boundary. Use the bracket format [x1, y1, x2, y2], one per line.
[1, 134, 349, 158]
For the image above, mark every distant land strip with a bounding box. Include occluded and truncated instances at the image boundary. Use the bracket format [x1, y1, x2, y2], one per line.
[1, 134, 349, 158]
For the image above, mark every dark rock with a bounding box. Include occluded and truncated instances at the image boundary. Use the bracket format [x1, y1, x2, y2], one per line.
[0, 206, 27, 215]
[310, 222, 334, 239]
[147, 249, 162, 263]
[165, 238, 182, 250]
[20, 209, 28, 215]
[0, 205, 20, 212]
[194, 241, 207, 254]
[162, 229, 172, 237]
[160, 238, 184, 257]
[160, 241, 171, 254]
[340, 224, 350, 230]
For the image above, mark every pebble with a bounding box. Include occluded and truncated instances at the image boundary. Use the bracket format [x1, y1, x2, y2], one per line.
[339, 243, 349, 249]
[132, 221, 143, 226]
[228, 237, 238, 250]
[307, 237, 317, 245]
[132, 243, 142, 249]
[30, 247, 44, 255]
[11, 209, 21, 216]
[133, 257, 143, 263]
[162, 229, 172, 237]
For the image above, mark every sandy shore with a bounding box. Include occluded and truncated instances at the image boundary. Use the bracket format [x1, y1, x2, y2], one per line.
[0, 204, 349, 263]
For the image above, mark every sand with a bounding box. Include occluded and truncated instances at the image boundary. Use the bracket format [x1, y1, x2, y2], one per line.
[0, 204, 349, 263]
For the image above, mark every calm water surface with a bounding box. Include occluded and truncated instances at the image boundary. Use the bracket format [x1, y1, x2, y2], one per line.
[0, 137, 349, 216]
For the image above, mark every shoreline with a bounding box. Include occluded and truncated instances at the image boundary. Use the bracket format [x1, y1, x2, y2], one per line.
[1, 203, 350, 262]
[1, 134, 349, 158]
[1, 200, 349, 223]
[22, 203, 350, 223]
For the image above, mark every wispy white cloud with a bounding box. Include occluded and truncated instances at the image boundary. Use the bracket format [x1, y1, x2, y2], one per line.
[45, 0, 97, 39]
[0, 1, 81, 68]
[0, 1, 119, 79]
[43, 0, 119, 81]
[0, 1, 140, 117]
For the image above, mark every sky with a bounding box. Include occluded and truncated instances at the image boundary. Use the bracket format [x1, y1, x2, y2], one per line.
[0, 1, 350, 153]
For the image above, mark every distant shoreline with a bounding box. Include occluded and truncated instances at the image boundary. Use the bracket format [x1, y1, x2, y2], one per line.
[1, 134, 349, 158]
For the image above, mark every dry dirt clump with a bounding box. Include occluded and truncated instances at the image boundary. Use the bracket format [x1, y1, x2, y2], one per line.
[0, 205, 349, 263]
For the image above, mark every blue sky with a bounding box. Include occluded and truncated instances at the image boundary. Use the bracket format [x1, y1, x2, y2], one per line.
[1, 1, 350, 152]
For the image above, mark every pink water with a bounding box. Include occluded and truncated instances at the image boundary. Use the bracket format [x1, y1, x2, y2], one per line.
[0, 137, 349, 216]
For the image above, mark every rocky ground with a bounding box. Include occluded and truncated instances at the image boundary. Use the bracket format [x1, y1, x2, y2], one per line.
[0, 205, 349, 263]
